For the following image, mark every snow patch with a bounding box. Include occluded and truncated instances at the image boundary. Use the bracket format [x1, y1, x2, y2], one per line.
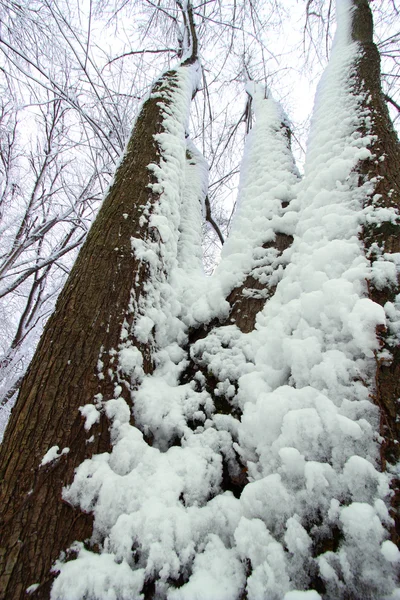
[40, 446, 69, 467]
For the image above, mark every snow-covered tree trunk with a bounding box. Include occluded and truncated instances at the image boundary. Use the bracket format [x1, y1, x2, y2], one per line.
[0, 60, 200, 599]
[0, 1, 399, 599]
[216, 83, 300, 333]
[350, 0, 400, 545]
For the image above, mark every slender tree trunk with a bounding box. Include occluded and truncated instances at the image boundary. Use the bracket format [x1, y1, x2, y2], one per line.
[0, 65, 196, 600]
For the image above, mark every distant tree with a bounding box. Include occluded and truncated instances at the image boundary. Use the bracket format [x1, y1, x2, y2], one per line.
[0, 1, 399, 600]
[0, 92, 102, 408]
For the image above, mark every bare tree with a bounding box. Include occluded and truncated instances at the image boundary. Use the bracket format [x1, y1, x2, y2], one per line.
[0, 87, 106, 410]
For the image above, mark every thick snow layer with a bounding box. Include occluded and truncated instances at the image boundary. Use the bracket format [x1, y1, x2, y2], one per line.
[127, 61, 203, 352]
[209, 82, 300, 303]
[52, 543, 145, 600]
[79, 404, 101, 431]
[52, 1, 399, 598]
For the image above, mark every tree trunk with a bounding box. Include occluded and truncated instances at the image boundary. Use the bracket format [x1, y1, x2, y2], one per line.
[0, 65, 196, 600]
[350, 0, 400, 544]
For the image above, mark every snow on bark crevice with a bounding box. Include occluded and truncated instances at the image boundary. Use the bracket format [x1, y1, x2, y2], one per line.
[50, 2, 399, 599]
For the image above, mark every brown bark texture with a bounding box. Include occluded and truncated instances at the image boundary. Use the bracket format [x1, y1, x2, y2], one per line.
[351, 0, 400, 544]
[0, 67, 188, 600]
[227, 232, 294, 333]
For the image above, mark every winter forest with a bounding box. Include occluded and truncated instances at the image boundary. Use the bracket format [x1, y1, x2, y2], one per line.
[0, 0, 400, 598]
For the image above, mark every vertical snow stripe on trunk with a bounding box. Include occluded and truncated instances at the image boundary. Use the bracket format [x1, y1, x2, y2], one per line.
[177, 140, 207, 275]
[215, 84, 300, 332]
[128, 64, 201, 352]
[170, 139, 209, 327]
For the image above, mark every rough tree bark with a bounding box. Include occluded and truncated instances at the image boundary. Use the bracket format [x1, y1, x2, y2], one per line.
[0, 64, 195, 599]
[351, 0, 400, 544]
